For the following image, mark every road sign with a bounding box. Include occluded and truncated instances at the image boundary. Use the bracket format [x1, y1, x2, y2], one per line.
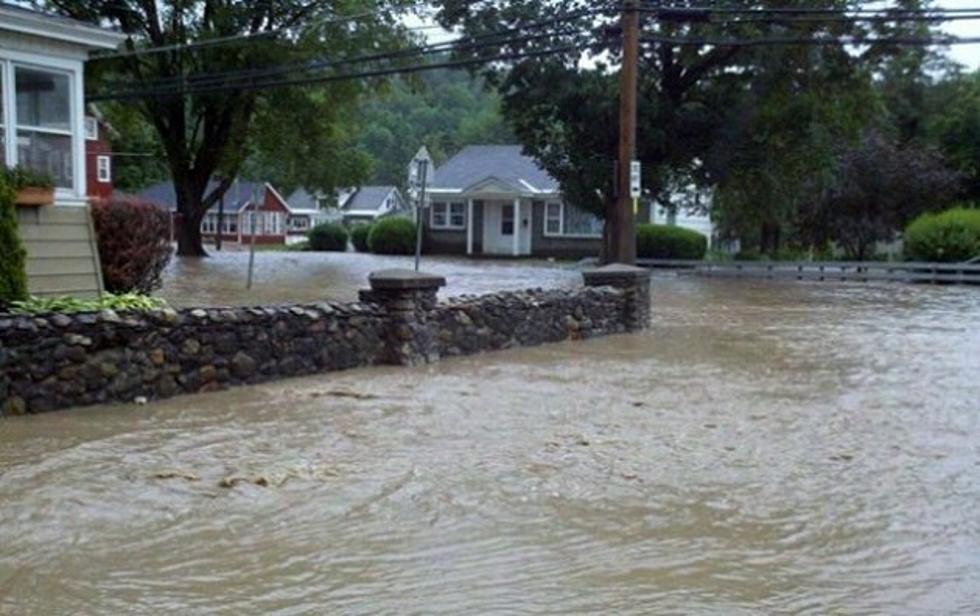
[629, 160, 641, 199]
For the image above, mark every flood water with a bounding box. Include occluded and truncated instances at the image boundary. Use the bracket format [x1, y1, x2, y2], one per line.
[3, 268, 980, 614]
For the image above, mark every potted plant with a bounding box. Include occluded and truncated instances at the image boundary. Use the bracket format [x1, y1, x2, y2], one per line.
[2, 166, 55, 207]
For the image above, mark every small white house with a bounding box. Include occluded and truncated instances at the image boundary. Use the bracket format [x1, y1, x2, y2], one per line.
[1, 5, 124, 297]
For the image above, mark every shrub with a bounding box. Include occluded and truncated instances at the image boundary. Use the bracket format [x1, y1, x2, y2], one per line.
[368, 217, 416, 255]
[307, 222, 349, 251]
[90, 199, 173, 294]
[0, 175, 28, 305]
[904, 206, 980, 262]
[350, 223, 373, 252]
[636, 224, 708, 260]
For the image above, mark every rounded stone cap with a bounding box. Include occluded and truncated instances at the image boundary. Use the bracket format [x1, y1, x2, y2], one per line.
[582, 263, 651, 285]
[369, 269, 447, 291]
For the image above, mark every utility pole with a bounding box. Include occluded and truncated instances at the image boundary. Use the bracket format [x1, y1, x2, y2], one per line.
[609, 0, 640, 264]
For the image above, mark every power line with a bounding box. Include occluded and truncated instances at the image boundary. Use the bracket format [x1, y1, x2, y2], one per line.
[640, 33, 980, 47]
[95, 8, 607, 94]
[91, 2, 435, 60]
[87, 40, 596, 102]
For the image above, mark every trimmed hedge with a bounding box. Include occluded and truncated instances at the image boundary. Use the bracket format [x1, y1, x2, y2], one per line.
[0, 175, 28, 304]
[350, 223, 373, 252]
[91, 199, 173, 293]
[636, 224, 708, 260]
[904, 207, 980, 262]
[368, 217, 416, 255]
[308, 222, 349, 252]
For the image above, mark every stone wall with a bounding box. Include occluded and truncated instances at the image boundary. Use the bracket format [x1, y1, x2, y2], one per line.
[0, 265, 650, 416]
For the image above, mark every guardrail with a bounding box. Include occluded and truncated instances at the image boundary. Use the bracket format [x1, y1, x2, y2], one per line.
[636, 259, 980, 285]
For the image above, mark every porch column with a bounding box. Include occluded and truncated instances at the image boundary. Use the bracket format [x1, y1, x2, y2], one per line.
[512, 197, 520, 256]
[466, 198, 474, 256]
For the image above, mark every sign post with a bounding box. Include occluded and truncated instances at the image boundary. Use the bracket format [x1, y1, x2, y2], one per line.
[630, 160, 641, 216]
[409, 146, 432, 272]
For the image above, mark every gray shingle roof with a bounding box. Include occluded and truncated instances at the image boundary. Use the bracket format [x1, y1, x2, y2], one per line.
[431, 145, 558, 193]
[286, 187, 317, 210]
[138, 180, 266, 213]
[342, 186, 398, 212]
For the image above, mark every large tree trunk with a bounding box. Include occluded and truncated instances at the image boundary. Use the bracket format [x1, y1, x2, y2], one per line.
[175, 183, 208, 257]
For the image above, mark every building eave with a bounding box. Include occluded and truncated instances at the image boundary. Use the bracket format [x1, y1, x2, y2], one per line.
[0, 7, 126, 51]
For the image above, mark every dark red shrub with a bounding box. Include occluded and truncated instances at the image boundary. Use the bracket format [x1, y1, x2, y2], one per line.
[90, 198, 173, 293]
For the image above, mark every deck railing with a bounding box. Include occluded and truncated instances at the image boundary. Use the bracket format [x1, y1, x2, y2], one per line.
[636, 259, 980, 285]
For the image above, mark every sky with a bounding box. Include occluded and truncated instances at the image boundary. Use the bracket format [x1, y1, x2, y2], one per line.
[406, 1, 980, 71]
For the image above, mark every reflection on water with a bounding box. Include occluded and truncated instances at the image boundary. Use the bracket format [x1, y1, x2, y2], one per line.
[2, 275, 980, 614]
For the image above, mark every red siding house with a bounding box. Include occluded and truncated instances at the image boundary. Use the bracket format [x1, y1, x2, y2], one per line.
[138, 179, 311, 245]
[84, 114, 113, 201]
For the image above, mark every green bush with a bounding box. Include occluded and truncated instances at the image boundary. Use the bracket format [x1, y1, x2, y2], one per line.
[636, 224, 708, 260]
[904, 206, 980, 262]
[307, 222, 349, 252]
[350, 223, 373, 252]
[368, 217, 416, 255]
[0, 175, 28, 306]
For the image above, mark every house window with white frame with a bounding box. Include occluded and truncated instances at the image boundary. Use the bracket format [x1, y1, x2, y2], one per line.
[200, 213, 217, 235]
[13, 66, 74, 189]
[84, 116, 98, 141]
[96, 154, 110, 182]
[544, 201, 603, 237]
[221, 214, 237, 235]
[430, 201, 465, 229]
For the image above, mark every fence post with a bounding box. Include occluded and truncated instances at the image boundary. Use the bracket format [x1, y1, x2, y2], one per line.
[359, 269, 446, 366]
[582, 263, 651, 331]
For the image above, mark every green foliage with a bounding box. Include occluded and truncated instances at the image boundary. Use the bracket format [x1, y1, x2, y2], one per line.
[928, 71, 980, 203]
[904, 206, 980, 262]
[368, 218, 416, 255]
[1, 166, 55, 190]
[46, 0, 415, 256]
[0, 176, 28, 304]
[9, 293, 168, 315]
[636, 224, 708, 260]
[353, 69, 515, 186]
[307, 222, 349, 252]
[349, 223, 373, 252]
[97, 104, 169, 193]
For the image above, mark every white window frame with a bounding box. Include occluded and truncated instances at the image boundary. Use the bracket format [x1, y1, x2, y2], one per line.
[84, 116, 98, 141]
[96, 155, 110, 182]
[542, 201, 603, 239]
[0, 51, 86, 202]
[430, 201, 466, 230]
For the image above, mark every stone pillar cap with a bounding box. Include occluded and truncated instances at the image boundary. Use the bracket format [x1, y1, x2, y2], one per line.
[583, 263, 651, 283]
[369, 269, 447, 290]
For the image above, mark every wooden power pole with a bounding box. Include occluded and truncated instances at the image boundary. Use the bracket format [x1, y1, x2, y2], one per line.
[609, 0, 640, 264]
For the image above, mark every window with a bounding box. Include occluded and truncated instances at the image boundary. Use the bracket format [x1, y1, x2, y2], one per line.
[0, 66, 5, 167]
[222, 215, 238, 235]
[543, 202, 603, 238]
[84, 116, 98, 141]
[96, 155, 110, 182]
[430, 201, 466, 230]
[201, 214, 217, 235]
[14, 66, 73, 189]
[501, 204, 515, 236]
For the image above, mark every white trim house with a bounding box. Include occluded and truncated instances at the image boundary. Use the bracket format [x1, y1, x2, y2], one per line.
[423, 145, 604, 259]
[1, 5, 125, 298]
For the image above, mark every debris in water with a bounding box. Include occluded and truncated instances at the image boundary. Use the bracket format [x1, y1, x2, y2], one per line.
[829, 453, 855, 462]
[704, 423, 718, 429]
[153, 470, 200, 481]
[311, 389, 378, 400]
[631, 401, 644, 407]
[134, 396, 148, 406]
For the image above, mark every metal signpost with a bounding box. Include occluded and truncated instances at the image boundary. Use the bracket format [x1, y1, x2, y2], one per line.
[246, 185, 260, 290]
[630, 160, 641, 215]
[410, 150, 430, 272]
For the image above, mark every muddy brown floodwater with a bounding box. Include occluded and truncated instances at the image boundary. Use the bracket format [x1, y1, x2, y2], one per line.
[2, 268, 980, 614]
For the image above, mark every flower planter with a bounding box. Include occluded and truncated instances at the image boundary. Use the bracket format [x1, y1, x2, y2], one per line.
[15, 187, 55, 208]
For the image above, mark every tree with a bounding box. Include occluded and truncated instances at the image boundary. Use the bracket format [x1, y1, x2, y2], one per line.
[929, 70, 980, 202]
[46, 0, 414, 256]
[799, 130, 960, 260]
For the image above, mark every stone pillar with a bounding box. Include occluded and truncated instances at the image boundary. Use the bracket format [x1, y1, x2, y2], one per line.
[359, 269, 446, 366]
[582, 263, 651, 331]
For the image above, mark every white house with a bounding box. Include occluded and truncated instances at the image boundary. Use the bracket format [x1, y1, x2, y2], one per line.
[1, 5, 124, 297]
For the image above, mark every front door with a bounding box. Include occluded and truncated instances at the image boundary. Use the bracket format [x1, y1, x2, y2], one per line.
[482, 200, 531, 256]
